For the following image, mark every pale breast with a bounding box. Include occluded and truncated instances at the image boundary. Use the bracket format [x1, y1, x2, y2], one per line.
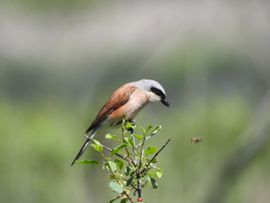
[109, 88, 149, 121]
[124, 89, 149, 118]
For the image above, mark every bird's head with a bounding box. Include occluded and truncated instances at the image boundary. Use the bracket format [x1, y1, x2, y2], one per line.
[133, 79, 170, 107]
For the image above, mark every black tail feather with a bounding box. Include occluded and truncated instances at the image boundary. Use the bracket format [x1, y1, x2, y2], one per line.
[71, 138, 90, 166]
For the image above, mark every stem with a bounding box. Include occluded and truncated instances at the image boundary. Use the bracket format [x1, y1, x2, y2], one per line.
[135, 126, 150, 201]
[101, 153, 122, 185]
[123, 191, 134, 203]
[85, 122, 169, 203]
[110, 192, 134, 203]
[141, 138, 171, 175]
[138, 133, 146, 170]
[85, 135, 129, 162]
[126, 138, 171, 192]
[109, 195, 121, 203]
[135, 126, 161, 148]
[131, 134, 136, 156]
[121, 124, 137, 167]
[136, 173, 142, 201]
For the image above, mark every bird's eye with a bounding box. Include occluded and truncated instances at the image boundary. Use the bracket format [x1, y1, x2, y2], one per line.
[150, 87, 165, 99]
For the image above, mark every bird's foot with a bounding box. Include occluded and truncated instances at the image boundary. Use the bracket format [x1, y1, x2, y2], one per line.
[125, 119, 136, 134]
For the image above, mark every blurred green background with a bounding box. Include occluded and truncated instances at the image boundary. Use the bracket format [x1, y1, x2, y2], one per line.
[1, 1, 270, 203]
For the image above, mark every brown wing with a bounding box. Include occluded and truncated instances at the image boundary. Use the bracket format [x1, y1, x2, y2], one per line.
[85, 84, 136, 133]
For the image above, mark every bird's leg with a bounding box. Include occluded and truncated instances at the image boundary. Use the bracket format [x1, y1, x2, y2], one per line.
[127, 126, 134, 134]
[126, 119, 136, 134]
[129, 118, 136, 126]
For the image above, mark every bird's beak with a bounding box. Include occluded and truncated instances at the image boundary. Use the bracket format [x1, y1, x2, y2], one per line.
[161, 98, 170, 107]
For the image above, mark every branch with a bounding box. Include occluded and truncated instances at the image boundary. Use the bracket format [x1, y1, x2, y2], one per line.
[135, 126, 161, 148]
[85, 135, 129, 162]
[138, 132, 146, 170]
[136, 173, 142, 201]
[83, 123, 170, 203]
[141, 138, 171, 175]
[123, 191, 134, 203]
[136, 133, 146, 201]
[121, 126, 137, 167]
[109, 195, 121, 203]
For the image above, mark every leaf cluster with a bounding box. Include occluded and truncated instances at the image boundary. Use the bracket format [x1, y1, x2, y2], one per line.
[78, 121, 170, 203]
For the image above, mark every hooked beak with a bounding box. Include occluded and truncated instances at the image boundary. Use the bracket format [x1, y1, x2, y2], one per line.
[161, 98, 170, 107]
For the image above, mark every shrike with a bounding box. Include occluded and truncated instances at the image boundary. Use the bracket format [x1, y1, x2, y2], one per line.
[71, 79, 169, 166]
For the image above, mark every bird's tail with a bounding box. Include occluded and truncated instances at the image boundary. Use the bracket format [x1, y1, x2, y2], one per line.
[71, 133, 95, 166]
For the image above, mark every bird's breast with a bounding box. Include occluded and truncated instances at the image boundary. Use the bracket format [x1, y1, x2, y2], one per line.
[109, 89, 149, 121]
[124, 89, 149, 118]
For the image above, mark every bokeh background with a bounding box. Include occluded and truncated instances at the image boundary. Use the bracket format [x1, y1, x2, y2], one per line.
[1, 1, 270, 203]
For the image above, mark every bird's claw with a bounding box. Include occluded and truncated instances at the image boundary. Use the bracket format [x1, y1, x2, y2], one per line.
[126, 119, 136, 134]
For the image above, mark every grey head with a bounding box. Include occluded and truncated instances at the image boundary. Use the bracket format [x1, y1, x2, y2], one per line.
[131, 79, 170, 107]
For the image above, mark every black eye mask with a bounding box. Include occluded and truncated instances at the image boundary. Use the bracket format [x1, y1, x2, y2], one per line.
[150, 87, 170, 107]
[150, 87, 166, 99]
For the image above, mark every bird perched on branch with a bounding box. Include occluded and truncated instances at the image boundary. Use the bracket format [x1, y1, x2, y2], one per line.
[71, 79, 169, 166]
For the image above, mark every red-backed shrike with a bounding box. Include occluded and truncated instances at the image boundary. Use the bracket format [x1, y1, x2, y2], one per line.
[71, 79, 169, 166]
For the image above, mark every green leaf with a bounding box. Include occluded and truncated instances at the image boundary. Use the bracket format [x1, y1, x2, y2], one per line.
[146, 175, 151, 183]
[155, 168, 163, 178]
[109, 182, 124, 193]
[145, 146, 157, 156]
[149, 125, 162, 135]
[141, 125, 161, 136]
[109, 198, 119, 203]
[129, 170, 135, 177]
[120, 198, 128, 203]
[114, 159, 124, 170]
[145, 125, 153, 134]
[123, 137, 135, 147]
[107, 161, 117, 172]
[147, 157, 157, 164]
[134, 134, 143, 141]
[90, 139, 103, 152]
[105, 134, 119, 140]
[150, 177, 158, 189]
[112, 144, 128, 155]
[77, 159, 99, 165]
[153, 158, 157, 164]
[141, 127, 146, 135]
[126, 177, 134, 186]
[125, 122, 135, 130]
[125, 166, 131, 176]
[123, 137, 130, 146]
[148, 168, 163, 179]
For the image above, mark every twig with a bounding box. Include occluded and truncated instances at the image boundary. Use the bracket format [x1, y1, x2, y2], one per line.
[121, 126, 137, 167]
[141, 138, 171, 175]
[84, 122, 170, 203]
[138, 133, 146, 169]
[136, 132, 146, 201]
[135, 127, 161, 148]
[123, 191, 134, 203]
[85, 135, 129, 162]
[131, 134, 136, 156]
[109, 195, 121, 203]
[100, 153, 123, 186]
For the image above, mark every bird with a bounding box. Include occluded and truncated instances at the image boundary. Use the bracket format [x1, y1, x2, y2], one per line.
[71, 79, 169, 166]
